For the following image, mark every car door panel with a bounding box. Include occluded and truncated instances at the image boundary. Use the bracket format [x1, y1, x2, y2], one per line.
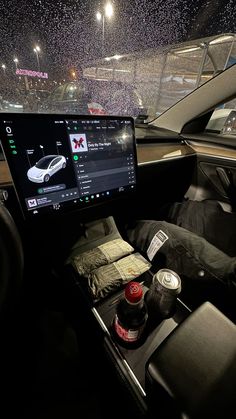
[184, 141, 236, 209]
[199, 161, 236, 199]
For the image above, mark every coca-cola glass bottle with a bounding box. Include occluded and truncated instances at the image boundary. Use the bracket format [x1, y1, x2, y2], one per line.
[113, 281, 148, 348]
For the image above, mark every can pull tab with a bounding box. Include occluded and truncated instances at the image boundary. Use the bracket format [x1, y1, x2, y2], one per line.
[165, 273, 172, 283]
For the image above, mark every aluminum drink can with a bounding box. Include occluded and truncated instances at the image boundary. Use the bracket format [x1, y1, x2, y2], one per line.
[146, 269, 181, 318]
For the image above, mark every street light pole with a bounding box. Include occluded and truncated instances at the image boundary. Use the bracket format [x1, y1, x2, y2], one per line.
[102, 14, 105, 54]
[96, 12, 103, 54]
[96, 3, 113, 56]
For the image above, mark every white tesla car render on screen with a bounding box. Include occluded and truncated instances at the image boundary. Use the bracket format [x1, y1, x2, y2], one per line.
[27, 155, 66, 183]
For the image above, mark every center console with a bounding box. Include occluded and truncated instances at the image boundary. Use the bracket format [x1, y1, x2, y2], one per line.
[65, 215, 192, 417]
[94, 270, 191, 405]
[66, 216, 236, 419]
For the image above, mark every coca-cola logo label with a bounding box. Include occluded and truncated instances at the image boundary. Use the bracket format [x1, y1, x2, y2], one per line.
[114, 315, 141, 342]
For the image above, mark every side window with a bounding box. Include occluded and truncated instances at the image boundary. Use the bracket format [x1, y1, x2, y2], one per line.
[50, 158, 60, 167]
[222, 98, 236, 112]
[206, 99, 236, 133]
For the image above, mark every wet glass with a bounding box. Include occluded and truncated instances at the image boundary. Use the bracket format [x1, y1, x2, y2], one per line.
[0, 1, 235, 121]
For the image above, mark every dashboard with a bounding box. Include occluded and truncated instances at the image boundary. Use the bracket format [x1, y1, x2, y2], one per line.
[0, 114, 137, 218]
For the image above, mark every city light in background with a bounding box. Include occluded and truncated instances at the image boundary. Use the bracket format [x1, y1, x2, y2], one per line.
[13, 57, 19, 69]
[105, 3, 113, 18]
[71, 69, 76, 80]
[1, 64, 6, 75]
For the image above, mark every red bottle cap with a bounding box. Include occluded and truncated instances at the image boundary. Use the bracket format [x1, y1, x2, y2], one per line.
[125, 282, 143, 303]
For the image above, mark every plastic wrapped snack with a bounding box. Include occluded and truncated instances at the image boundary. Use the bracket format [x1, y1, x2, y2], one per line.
[72, 239, 134, 277]
[87, 253, 151, 300]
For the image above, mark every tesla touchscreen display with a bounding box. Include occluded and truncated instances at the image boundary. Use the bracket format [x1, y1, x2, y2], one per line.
[0, 115, 137, 216]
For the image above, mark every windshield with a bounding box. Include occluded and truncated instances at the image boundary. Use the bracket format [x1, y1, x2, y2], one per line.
[0, 1, 235, 121]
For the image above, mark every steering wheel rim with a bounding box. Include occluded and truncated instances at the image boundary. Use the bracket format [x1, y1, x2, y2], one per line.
[0, 199, 24, 311]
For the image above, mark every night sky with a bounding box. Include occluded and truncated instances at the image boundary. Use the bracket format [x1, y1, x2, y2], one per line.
[0, 0, 236, 72]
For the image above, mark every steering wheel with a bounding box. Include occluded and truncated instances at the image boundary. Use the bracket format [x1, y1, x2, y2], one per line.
[0, 190, 24, 311]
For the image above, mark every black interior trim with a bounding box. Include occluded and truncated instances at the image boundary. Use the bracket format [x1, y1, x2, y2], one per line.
[0, 196, 24, 311]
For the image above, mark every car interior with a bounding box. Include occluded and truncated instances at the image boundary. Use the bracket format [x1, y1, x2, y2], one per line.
[0, 59, 236, 419]
[3, 0, 236, 411]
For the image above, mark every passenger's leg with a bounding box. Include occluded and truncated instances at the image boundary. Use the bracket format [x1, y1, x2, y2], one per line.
[126, 220, 236, 320]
